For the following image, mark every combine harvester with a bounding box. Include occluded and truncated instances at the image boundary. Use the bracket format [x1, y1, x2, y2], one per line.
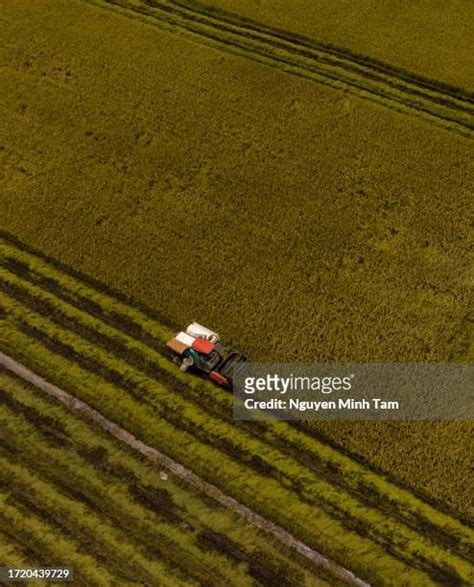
[167, 322, 247, 387]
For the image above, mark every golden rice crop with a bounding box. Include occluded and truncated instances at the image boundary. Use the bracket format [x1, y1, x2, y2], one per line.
[200, 0, 474, 89]
[1, 0, 472, 528]
[1, 0, 471, 364]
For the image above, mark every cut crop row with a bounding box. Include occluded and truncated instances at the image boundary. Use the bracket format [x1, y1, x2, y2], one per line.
[1, 240, 473, 556]
[1, 463, 186, 586]
[1, 320, 434, 586]
[0, 533, 40, 579]
[2, 291, 471, 585]
[0, 498, 116, 586]
[0, 405, 228, 577]
[0, 367, 324, 586]
[0, 390, 302, 587]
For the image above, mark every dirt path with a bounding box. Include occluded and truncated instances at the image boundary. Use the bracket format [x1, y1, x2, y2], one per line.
[0, 351, 370, 587]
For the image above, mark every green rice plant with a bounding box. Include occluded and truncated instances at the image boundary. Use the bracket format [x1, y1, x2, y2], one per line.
[0, 367, 329, 586]
[1, 322, 438, 586]
[2, 293, 472, 586]
[1, 245, 473, 561]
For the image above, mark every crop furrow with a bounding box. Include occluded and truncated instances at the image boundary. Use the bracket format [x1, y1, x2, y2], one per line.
[2, 291, 473, 586]
[1, 254, 473, 562]
[0, 481, 157, 586]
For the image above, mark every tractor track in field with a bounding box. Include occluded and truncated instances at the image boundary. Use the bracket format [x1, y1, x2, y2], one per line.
[86, 0, 474, 137]
[1, 260, 474, 585]
[2, 267, 473, 567]
[0, 235, 471, 534]
[0, 352, 369, 587]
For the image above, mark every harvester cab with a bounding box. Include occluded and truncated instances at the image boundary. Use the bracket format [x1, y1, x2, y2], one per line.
[166, 322, 247, 387]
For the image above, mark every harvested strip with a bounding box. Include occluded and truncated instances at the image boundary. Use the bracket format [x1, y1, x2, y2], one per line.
[1, 243, 473, 559]
[0, 499, 115, 586]
[0, 351, 368, 587]
[0, 453, 216, 586]
[0, 396, 278, 587]
[0, 367, 328, 587]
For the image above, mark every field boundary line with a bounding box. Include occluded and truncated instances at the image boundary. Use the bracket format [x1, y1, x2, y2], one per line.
[0, 351, 370, 587]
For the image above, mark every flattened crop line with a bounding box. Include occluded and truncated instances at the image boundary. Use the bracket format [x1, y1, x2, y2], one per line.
[2, 264, 474, 564]
[1, 239, 473, 559]
[86, 0, 474, 137]
[2, 292, 473, 585]
[0, 352, 369, 587]
[172, 0, 474, 102]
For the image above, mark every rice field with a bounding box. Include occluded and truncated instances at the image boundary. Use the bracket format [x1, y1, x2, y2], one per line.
[198, 0, 474, 89]
[0, 366, 331, 586]
[1, 0, 473, 583]
[1, 234, 473, 585]
[1, 0, 473, 516]
[1, 0, 472, 364]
